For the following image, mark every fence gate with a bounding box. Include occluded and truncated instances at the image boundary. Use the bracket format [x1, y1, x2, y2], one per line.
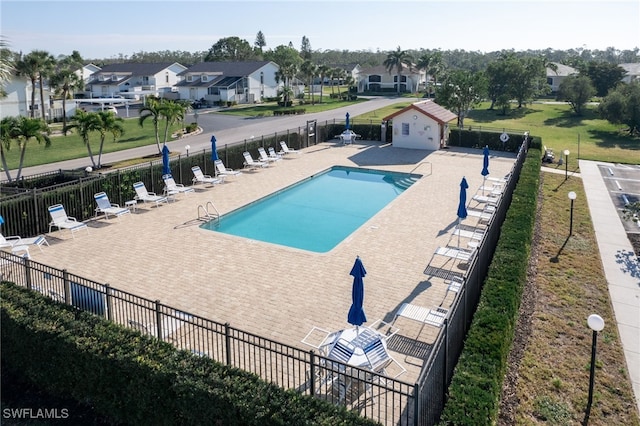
[306, 119, 317, 147]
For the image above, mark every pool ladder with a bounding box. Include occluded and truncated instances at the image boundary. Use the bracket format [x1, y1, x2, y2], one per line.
[197, 201, 220, 224]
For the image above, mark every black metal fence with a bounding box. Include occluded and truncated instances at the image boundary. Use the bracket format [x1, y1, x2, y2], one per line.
[1, 251, 417, 425]
[0, 121, 529, 424]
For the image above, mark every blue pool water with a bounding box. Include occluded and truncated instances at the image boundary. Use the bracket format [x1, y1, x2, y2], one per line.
[201, 166, 420, 252]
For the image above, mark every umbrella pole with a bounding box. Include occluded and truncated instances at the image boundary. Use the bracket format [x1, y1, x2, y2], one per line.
[458, 218, 461, 247]
[483, 176, 486, 195]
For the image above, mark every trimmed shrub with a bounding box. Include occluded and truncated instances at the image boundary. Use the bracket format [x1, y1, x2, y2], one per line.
[1, 283, 379, 426]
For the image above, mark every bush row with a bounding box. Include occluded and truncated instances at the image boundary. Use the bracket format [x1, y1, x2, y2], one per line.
[273, 108, 306, 116]
[1, 283, 379, 426]
[439, 145, 541, 425]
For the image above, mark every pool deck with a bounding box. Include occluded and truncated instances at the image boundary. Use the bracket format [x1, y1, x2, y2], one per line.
[33, 141, 517, 384]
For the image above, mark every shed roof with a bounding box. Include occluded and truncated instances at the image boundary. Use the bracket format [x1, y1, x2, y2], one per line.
[382, 100, 457, 123]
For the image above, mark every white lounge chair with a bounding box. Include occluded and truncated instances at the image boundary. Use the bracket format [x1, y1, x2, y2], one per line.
[393, 303, 449, 329]
[258, 147, 281, 164]
[279, 141, 301, 155]
[434, 246, 476, 262]
[0, 233, 49, 253]
[48, 204, 89, 237]
[242, 151, 268, 170]
[452, 227, 485, 241]
[162, 174, 195, 197]
[133, 182, 168, 206]
[466, 208, 493, 221]
[268, 147, 283, 161]
[472, 194, 499, 205]
[94, 192, 131, 220]
[191, 166, 224, 185]
[214, 160, 242, 178]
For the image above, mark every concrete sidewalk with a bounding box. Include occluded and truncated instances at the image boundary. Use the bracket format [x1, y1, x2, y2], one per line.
[578, 160, 640, 413]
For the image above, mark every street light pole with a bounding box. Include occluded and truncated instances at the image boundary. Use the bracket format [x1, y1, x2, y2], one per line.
[185, 145, 190, 157]
[568, 191, 577, 236]
[564, 149, 570, 180]
[584, 314, 605, 425]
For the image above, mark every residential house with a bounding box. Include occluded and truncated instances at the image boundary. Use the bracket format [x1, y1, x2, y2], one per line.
[382, 100, 457, 150]
[356, 64, 425, 94]
[85, 62, 187, 99]
[620, 63, 640, 84]
[174, 61, 280, 106]
[546, 63, 578, 93]
[0, 75, 44, 119]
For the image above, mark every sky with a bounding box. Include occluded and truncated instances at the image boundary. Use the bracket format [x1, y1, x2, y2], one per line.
[1, 0, 639, 59]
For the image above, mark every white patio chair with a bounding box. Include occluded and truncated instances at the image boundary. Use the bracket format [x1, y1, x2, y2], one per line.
[47, 204, 89, 238]
[279, 141, 301, 155]
[162, 174, 195, 197]
[242, 151, 268, 170]
[133, 181, 169, 206]
[0, 233, 49, 253]
[258, 147, 281, 164]
[94, 192, 131, 220]
[215, 160, 242, 178]
[191, 165, 224, 186]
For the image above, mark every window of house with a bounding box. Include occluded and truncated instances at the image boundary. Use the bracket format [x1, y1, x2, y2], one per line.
[260, 72, 264, 84]
[393, 75, 407, 83]
[402, 123, 410, 136]
[165, 72, 169, 83]
[369, 75, 381, 83]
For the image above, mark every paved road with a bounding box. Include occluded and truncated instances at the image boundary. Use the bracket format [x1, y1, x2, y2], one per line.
[13, 97, 408, 177]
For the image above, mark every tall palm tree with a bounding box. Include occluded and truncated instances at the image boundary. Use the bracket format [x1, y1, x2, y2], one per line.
[275, 63, 298, 106]
[7, 116, 51, 180]
[383, 46, 413, 94]
[14, 50, 56, 120]
[64, 110, 100, 168]
[94, 111, 124, 168]
[0, 38, 14, 99]
[14, 54, 38, 118]
[49, 52, 84, 133]
[138, 98, 164, 154]
[0, 116, 19, 181]
[417, 52, 444, 97]
[49, 68, 83, 134]
[159, 100, 185, 147]
[317, 64, 330, 103]
[300, 60, 317, 104]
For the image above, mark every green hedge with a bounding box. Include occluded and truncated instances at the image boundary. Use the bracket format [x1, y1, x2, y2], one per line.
[438, 147, 541, 425]
[1, 283, 379, 426]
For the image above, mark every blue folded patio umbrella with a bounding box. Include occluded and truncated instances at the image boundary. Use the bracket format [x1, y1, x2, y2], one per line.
[211, 134, 219, 162]
[481, 145, 490, 193]
[347, 256, 367, 328]
[457, 177, 469, 247]
[162, 145, 171, 176]
[345, 112, 350, 130]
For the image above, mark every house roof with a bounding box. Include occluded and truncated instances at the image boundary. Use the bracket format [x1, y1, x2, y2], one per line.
[358, 64, 418, 76]
[382, 100, 457, 123]
[92, 62, 184, 75]
[179, 61, 274, 76]
[620, 63, 640, 76]
[547, 63, 577, 77]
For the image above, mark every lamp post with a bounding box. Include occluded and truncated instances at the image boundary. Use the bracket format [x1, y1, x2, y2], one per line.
[564, 149, 570, 180]
[584, 314, 605, 425]
[185, 145, 190, 157]
[568, 191, 577, 236]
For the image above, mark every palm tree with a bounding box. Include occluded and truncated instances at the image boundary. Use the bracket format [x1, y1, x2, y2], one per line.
[0, 116, 19, 181]
[138, 98, 164, 154]
[49, 52, 84, 133]
[64, 110, 100, 168]
[417, 51, 444, 97]
[49, 68, 83, 134]
[383, 46, 413, 94]
[158, 100, 185, 147]
[317, 64, 330, 103]
[14, 54, 38, 118]
[7, 116, 51, 180]
[275, 63, 298, 106]
[300, 60, 317, 104]
[0, 38, 14, 99]
[94, 111, 124, 168]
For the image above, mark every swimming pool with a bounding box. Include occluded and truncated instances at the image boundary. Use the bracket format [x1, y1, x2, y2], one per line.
[201, 166, 420, 252]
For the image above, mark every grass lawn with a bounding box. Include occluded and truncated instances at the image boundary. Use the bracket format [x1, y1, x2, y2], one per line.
[464, 102, 639, 166]
[510, 172, 639, 425]
[214, 97, 367, 117]
[2, 118, 184, 171]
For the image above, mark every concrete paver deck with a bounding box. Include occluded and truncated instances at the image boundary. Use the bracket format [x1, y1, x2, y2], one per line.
[31, 141, 516, 384]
